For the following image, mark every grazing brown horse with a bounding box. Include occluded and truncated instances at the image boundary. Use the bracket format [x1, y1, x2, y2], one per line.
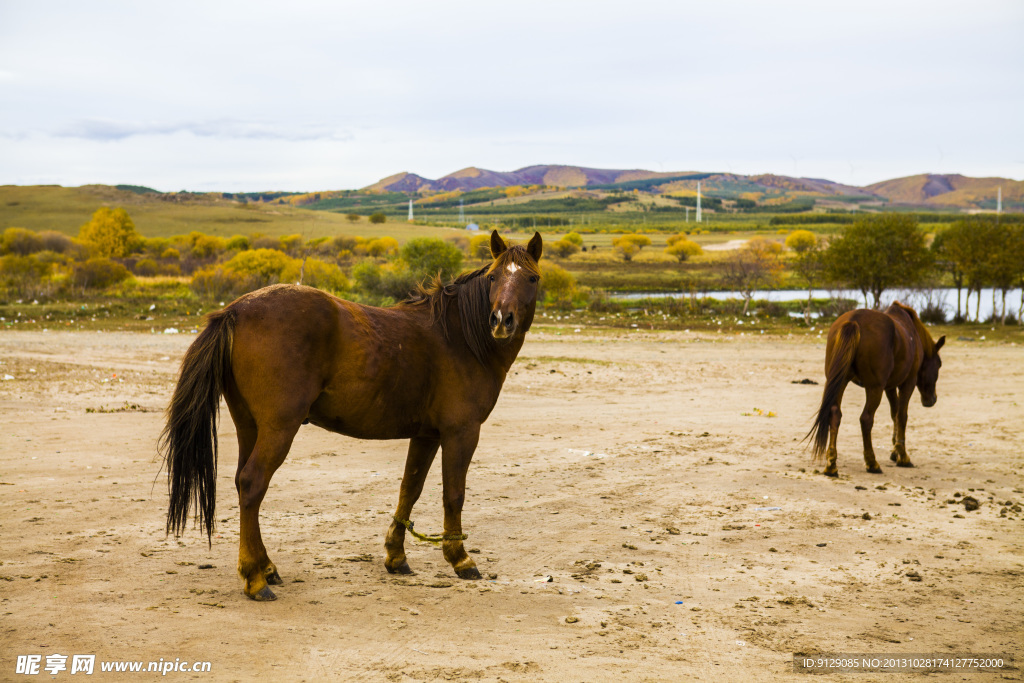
[808, 301, 945, 477]
[160, 231, 543, 600]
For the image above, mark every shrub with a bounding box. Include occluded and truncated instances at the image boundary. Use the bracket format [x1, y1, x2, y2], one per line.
[562, 231, 584, 246]
[0, 254, 53, 297]
[332, 235, 364, 254]
[346, 213, 361, 222]
[161, 247, 181, 261]
[39, 231, 75, 254]
[72, 257, 131, 291]
[612, 234, 652, 261]
[279, 234, 304, 255]
[366, 237, 399, 257]
[550, 239, 581, 258]
[251, 235, 284, 251]
[785, 230, 817, 252]
[368, 212, 386, 224]
[469, 234, 492, 259]
[281, 258, 349, 292]
[190, 265, 247, 300]
[351, 259, 417, 302]
[1, 227, 44, 255]
[401, 238, 464, 281]
[226, 234, 251, 251]
[223, 248, 294, 289]
[133, 258, 160, 277]
[539, 262, 577, 307]
[190, 234, 227, 258]
[665, 238, 702, 262]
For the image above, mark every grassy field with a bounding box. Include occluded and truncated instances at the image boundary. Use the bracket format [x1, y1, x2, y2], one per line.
[0, 185, 455, 241]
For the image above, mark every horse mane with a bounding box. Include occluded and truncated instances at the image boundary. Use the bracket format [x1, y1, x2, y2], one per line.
[889, 301, 937, 355]
[399, 246, 540, 364]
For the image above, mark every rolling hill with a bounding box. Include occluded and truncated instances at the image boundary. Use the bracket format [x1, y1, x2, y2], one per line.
[365, 165, 1020, 211]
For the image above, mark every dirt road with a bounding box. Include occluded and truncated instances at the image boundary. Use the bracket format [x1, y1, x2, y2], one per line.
[1, 328, 1021, 681]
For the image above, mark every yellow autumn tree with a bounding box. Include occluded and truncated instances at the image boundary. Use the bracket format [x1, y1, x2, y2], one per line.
[78, 207, 141, 258]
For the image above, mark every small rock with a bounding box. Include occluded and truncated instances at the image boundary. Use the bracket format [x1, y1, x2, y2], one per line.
[565, 616, 579, 624]
[816, 543, 827, 547]
[862, 512, 872, 520]
[962, 496, 980, 511]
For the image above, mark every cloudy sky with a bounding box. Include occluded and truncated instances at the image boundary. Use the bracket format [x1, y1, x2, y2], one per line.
[1, 1, 1021, 192]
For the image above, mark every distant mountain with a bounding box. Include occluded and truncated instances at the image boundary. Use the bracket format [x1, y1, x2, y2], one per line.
[365, 165, 685, 193]
[864, 173, 1023, 209]
[364, 165, 1020, 211]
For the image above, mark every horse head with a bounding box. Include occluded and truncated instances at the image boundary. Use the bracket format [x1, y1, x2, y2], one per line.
[917, 335, 945, 407]
[486, 231, 542, 339]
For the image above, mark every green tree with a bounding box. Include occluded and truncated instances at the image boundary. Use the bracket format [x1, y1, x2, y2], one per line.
[785, 230, 825, 324]
[930, 227, 967, 322]
[368, 212, 386, 224]
[78, 207, 141, 258]
[400, 238, 464, 281]
[346, 213, 361, 223]
[934, 218, 993, 322]
[823, 215, 932, 309]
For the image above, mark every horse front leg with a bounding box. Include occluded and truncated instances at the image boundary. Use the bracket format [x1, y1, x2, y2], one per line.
[440, 426, 482, 580]
[384, 436, 441, 575]
[860, 387, 884, 473]
[890, 383, 915, 467]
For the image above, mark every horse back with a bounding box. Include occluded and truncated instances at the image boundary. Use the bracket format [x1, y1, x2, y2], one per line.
[224, 284, 502, 439]
[829, 309, 911, 389]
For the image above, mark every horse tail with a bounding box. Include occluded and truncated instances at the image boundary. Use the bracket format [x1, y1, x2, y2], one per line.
[159, 308, 235, 544]
[807, 320, 859, 463]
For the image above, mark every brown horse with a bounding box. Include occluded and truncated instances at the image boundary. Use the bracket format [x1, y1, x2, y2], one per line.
[160, 231, 543, 600]
[808, 301, 945, 477]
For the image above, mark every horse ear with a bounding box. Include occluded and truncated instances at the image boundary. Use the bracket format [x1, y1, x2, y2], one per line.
[490, 230, 507, 259]
[527, 232, 543, 262]
[934, 335, 945, 352]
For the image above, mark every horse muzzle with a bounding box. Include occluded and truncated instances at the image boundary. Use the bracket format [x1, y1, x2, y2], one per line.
[489, 309, 516, 339]
[921, 394, 937, 408]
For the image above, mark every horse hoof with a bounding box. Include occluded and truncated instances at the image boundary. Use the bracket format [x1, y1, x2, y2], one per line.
[823, 469, 838, 478]
[386, 560, 413, 575]
[890, 452, 898, 462]
[265, 569, 283, 585]
[867, 465, 883, 474]
[456, 566, 482, 580]
[896, 461, 915, 468]
[248, 586, 277, 601]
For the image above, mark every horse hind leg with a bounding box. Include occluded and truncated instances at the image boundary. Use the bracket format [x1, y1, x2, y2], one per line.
[226, 391, 282, 587]
[237, 423, 301, 601]
[823, 404, 842, 477]
[384, 436, 440, 575]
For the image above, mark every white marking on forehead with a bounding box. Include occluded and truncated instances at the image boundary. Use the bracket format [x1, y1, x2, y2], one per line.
[506, 262, 520, 274]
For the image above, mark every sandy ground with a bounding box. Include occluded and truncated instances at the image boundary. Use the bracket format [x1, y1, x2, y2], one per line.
[0, 327, 1021, 682]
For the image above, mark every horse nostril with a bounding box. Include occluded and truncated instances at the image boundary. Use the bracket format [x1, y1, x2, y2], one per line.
[504, 312, 515, 330]
[489, 312, 500, 329]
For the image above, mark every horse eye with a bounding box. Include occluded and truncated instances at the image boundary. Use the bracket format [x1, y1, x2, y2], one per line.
[488, 275, 495, 282]
[529, 275, 538, 283]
